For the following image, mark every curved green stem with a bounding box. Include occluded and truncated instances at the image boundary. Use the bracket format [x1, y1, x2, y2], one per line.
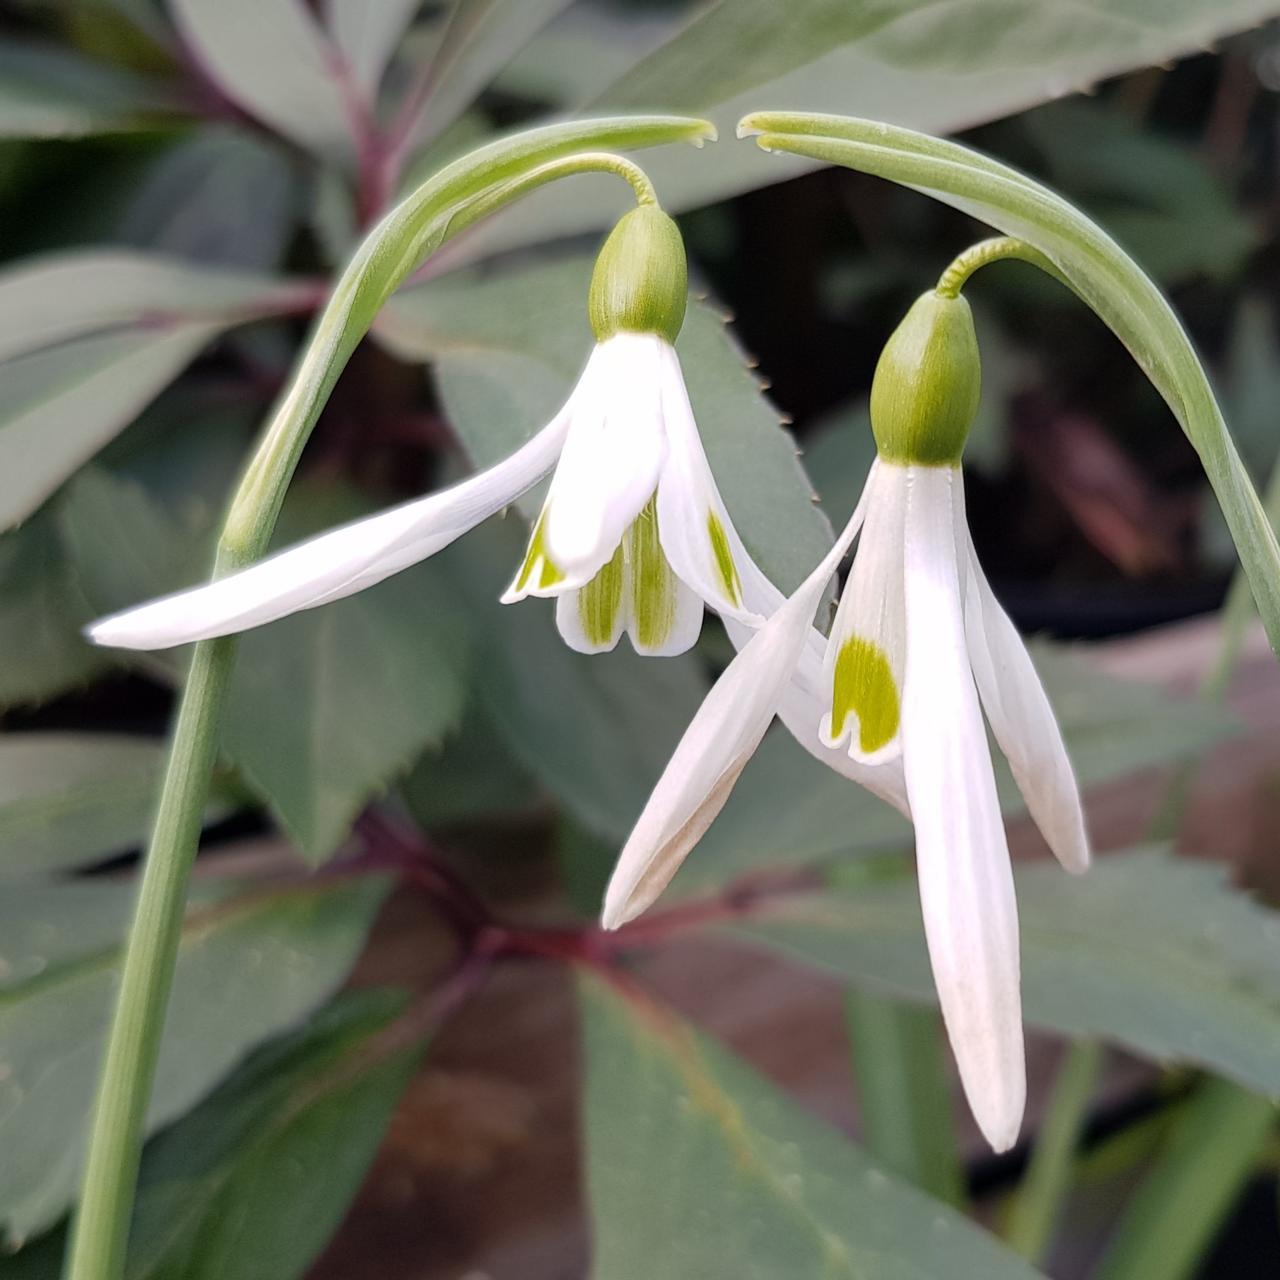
[935, 236, 1066, 298]
[62, 115, 711, 1280]
[737, 111, 1280, 660]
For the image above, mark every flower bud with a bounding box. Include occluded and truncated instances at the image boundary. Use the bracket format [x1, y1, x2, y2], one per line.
[870, 290, 981, 466]
[588, 205, 687, 345]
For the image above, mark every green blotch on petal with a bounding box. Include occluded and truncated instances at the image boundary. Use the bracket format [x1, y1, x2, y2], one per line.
[515, 512, 564, 592]
[628, 496, 676, 650]
[830, 637, 900, 754]
[578, 543, 625, 647]
[707, 511, 742, 607]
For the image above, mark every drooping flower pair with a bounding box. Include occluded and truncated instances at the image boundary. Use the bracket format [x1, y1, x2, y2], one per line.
[88, 194, 1090, 1151]
[603, 288, 1090, 1152]
[88, 202, 765, 656]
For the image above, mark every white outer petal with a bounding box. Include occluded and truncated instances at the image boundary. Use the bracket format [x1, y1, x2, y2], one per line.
[961, 527, 1090, 875]
[86, 409, 570, 651]
[602, 492, 869, 931]
[540, 333, 668, 582]
[902, 465, 1025, 1154]
[654, 341, 774, 622]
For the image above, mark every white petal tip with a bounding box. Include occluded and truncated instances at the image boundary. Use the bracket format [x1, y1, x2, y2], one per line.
[599, 898, 636, 933]
[982, 1118, 1022, 1155]
[965, 1072, 1026, 1154]
[735, 117, 763, 140]
[83, 619, 151, 651]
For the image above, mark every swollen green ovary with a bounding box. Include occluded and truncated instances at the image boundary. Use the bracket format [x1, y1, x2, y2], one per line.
[830, 636, 901, 754]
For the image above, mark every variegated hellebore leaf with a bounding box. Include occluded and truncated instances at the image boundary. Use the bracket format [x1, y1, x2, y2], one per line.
[737, 113, 1280, 658]
[0, 43, 186, 139]
[169, 0, 357, 162]
[322, 0, 422, 97]
[0, 251, 318, 529]
[377, 251, 831, 595]
[0, 327, 223, 531]
[0, 991, 418, 1280]
[61, 466, 471, 862]
[0, 874, 387, 1243]
[0, 508, 107, 708]
[0, 252, 316, 365]
[580, 972, 1044, 1280]
[432, 0, 1280, 265]
[117, 129, 302, 272]
[122, 989, 418, 1280]
[0, 733, 243, 879]
[729, 849, 1280, 1097]
[394, 0, 577, 154]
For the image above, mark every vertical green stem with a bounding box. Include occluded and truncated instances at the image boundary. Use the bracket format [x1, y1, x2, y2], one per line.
[63, 634, 238, 1280]
[846, 992, 965, 1206]
[56, 130, 693, 1280]
[1093, 1080, 1274, 1280]
[1002, 1040, 1102, 1261]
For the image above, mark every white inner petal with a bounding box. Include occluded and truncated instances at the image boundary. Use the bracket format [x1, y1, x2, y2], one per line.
[820, 463, 908, 764]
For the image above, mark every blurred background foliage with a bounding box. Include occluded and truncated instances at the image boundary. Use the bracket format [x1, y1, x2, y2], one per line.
[3, 1, 1280, 1278]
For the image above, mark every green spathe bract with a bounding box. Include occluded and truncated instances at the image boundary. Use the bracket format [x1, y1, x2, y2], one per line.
[870, 290, 980, 466]
[588, 204, 688, 344]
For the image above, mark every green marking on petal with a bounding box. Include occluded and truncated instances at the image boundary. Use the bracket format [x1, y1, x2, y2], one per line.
[578, 543, 625, 647]
[830, 637, 900, 754]
[515, 511, 563, 592]
[629, 496, 676, 649]
[706, 511, 742, 607]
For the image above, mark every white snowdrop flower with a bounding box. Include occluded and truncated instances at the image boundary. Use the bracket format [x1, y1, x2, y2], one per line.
[87, 205, 764, 656]
[603, 288, 1090, 1153]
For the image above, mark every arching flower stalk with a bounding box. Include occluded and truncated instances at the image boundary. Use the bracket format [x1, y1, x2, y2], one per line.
[88, 204, 764, 658]
[603, 280, 1090, 1153]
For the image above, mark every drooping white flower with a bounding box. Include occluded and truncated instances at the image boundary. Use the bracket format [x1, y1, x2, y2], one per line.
[87, 206, 764, 656]
[603, 288, 1090, 1153]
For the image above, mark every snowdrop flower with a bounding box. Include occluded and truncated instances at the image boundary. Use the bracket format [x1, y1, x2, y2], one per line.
[87, 205, 763, 656]
[603, 287, 1090, 1152]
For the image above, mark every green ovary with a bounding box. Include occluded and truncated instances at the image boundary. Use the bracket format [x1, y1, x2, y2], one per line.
[830, 637, 900, 754]
[628, 496, 677, 649]
[707, 511, 742, 607]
